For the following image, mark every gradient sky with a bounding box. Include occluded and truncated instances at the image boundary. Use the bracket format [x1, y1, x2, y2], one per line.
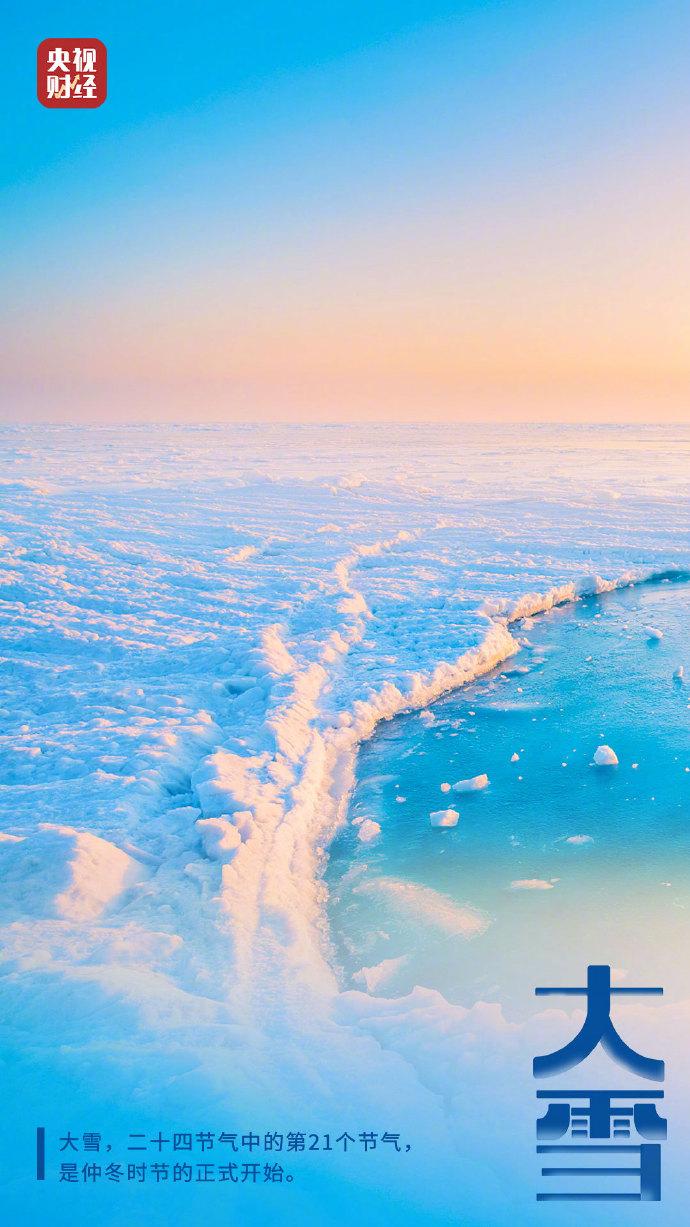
[2, 0, 689, 423]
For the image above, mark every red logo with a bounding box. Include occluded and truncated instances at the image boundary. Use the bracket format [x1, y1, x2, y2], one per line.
[37, 39, 107, 108]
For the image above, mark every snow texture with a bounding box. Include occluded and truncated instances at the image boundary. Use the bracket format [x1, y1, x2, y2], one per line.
[2, 422, 690, 1222]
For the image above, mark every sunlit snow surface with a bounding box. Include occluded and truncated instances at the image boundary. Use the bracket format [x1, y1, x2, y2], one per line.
[2, 423, 690, 1225]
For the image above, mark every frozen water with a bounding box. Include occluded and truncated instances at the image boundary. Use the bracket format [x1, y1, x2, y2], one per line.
[327, 578, 690, 1021]
[2, 422, 690, 1224]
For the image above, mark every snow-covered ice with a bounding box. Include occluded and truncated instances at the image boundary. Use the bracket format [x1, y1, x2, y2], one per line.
[2, 422, 690, 1224]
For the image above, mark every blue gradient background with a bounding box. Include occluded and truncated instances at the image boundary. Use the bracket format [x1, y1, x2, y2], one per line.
[2, 1, 689, 420]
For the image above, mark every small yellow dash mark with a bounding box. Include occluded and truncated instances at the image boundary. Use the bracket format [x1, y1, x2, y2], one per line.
[56, 75, 81, 98]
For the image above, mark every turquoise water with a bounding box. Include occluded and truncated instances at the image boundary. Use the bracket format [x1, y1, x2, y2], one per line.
[326, 576, 690, 1018]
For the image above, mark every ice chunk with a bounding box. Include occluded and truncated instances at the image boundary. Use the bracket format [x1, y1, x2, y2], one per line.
[593, 744, 618, 766]
[510, 752, 520, 763]
[452, 773, 489, 792]
[196, 816, 242, 862]
[646, 626, 664, 641]
[352, 955, 407, 993]
[0, 824, 148, 922]
[510, 878, 554, 890]
[357, 818, 381, 842]
[429, 808, 460, 828]
[440, 782, 451, 793]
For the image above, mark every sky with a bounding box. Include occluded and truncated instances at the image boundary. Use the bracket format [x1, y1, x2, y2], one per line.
[2, 0, 689, 424]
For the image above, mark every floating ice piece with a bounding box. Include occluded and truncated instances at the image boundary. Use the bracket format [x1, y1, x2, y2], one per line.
[646, 626, 664, 641]
[357, 819, 381, 842]
[673, 665, 684, 681]
[452, 773, 489, 792]
[566, 834, 594, 845]
[510, 879, 554, 890]
[429, 808, 460, 828]
[352, 955, 407, 993]
[510, 752, 520, 763]
[395, 796, 407, 803]
[440, 782, 451, 793]
[593, 744, 618, 766]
